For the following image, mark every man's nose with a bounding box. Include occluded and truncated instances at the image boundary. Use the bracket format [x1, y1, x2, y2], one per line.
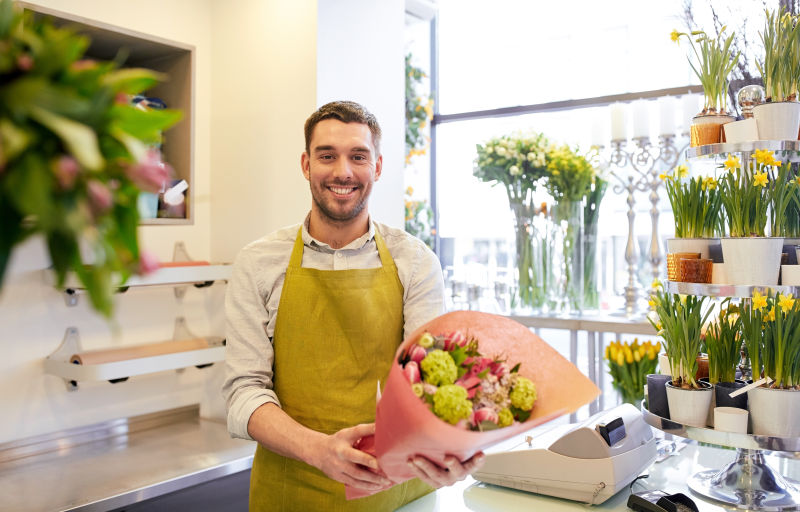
[332, 157, 354, 179]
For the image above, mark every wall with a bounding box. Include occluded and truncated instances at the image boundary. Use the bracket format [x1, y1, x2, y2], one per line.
[316, 0, 406, 230]
[0, 0, 219, 445]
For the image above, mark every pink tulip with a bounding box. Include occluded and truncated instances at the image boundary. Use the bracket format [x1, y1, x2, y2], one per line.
[126, 149, 169, 193]
[456, 375, 481, 398]
[138, 250, 160, 275]
[490, 361, 508, 377]
[471, 407, 499, 427]
[443, 331, 466, 350]
[17, 54, 33, 71]
[409, 345, 427, 364]
[54, 156, 79, 189]
[87, 179, 113, 213]
[403, 361, 421, 384]
[467, 356, 493, 376]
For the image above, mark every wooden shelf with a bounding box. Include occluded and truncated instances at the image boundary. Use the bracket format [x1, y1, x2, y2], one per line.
[19, 2, 195, 224]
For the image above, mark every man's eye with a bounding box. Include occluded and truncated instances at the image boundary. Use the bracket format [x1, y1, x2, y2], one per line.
[353, 155, 366, 161]
[319, 154, 334, 160]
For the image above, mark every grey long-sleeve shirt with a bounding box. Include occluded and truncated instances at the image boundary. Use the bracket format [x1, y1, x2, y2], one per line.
[222, 217, 445, 440]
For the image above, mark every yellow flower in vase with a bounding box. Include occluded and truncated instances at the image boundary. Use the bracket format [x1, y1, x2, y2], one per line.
[724, 155, 741, 170]
[753, 291, 768, 311]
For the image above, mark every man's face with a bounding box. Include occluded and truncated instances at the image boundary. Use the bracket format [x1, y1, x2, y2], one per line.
[302, 119, 382, 224]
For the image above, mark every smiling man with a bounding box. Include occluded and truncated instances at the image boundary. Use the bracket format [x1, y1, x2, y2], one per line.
[223, 101, 484, 511]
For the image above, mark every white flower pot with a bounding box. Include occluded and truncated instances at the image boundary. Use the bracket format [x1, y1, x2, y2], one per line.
[723, 118, 759, 143]
[711, 263, 727, 284]
[666, 238, 712, 259]
[781, 265, 800, 286]
[665, 381, 714, 427]
[753, 101, 800, 140]
[748, 386, 800, 437]
[720, 237, 784, 285]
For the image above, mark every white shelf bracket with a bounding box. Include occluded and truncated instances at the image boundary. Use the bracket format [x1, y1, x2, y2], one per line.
[173, 241, 191, 299]
[47, 327, 83, 391]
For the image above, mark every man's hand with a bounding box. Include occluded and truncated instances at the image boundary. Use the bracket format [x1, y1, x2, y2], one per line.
[407, 452, 485, 489]
[309, 423, 394, 492]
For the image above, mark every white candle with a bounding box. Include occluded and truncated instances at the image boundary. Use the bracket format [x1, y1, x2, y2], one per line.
[591, 106, 608, 147]
[632, 99, 650, 139]
[658, 96, 677, 136]
[681, 94, 702, 133]
[610, 102, 627, 141]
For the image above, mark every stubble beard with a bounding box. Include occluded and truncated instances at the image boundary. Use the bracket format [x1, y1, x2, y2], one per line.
[310, 181, 370, 225]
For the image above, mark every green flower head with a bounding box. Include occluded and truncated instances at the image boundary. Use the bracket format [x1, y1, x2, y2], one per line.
[497, 408, 514, 428]
[420, 349, 458, 386]
[510, 377, 537, 410]
[432, 385, 472, 425]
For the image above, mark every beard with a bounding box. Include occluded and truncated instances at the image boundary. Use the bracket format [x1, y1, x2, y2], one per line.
[310, 179, 371, 223]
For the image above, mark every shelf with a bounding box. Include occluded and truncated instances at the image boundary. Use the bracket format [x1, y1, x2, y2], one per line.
[19, 1, 195, 224]
[45, 328, 225, 389]
[60, 264, 232, 291]
[665, 280, 800, 298]
[686, 140, 800, 160]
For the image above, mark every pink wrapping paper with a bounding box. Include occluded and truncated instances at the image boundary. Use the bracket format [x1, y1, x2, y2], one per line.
[346, 311, 601, 500]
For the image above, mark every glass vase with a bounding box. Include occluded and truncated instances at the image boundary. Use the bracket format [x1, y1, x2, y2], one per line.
[548, 200, 584, 314]
[582, 222, 600, 312]
[510, 200, 546, 313]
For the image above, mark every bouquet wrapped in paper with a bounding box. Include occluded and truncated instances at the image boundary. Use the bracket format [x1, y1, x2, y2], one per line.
[346, 311, 600, 499]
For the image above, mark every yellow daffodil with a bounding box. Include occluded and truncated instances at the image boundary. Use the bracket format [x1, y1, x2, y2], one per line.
[651, 278, 662, 290]
[795, 176, 800, 187]
[778, 293, 796, 313]
[766, 308, 776, 322]
[754, 149, 774, 166]
[753, 172, 769, 187]
[648, 298, 657, 309]
[724, 154, 741, 170]
[658, 173, 668, 180]
[670, 29, 681, 42]
[676, 164, 689, 178]
[702, 176, 717, 190]
[752, 291, 768, 311]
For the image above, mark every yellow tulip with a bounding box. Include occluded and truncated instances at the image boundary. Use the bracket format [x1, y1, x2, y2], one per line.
[616, 351, 625, 367]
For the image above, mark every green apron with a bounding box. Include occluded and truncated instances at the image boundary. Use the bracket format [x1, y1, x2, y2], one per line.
[249, 228, 431, 511]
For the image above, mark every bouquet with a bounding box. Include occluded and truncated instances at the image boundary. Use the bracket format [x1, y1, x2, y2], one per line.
[399, 331, 537, 431]
[605, 339, 660, 405]
[346, 311, 600, 499]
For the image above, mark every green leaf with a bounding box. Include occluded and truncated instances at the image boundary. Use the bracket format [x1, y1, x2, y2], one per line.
[0, 197, 23, 289]
[111, 105, 182, 143]
[46, 231, 79, 286]
[450, 345, 468, 367]
[29, 106, 104, 171]
[111, 126, 148, 162]
[0, 119, 33, 164]
[0, 0, 15, 38]
[4, 152, 55, 222]
[101, 68, 164, 95]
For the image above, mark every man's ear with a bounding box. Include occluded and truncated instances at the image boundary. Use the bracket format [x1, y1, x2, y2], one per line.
[301, 152, 310, 181]
[374, 154, 382, 182]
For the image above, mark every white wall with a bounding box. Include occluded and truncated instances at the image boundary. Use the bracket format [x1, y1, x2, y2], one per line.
[317, 0, 406, 229]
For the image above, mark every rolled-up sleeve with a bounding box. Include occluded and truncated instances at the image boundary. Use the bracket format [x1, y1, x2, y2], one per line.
[222, 247, 281, 440]
[401, 240, 445, 339]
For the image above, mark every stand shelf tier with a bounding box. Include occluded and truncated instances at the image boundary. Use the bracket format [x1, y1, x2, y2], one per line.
[665, 281, 800, 299]
[686, 140, 800, 160]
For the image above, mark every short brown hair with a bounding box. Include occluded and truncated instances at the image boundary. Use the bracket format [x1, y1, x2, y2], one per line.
[304, 101, 382, 155]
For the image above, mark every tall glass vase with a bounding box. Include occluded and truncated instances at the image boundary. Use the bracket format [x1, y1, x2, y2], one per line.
[548, 200, 584, 314]
[510, 200, 546, 312]
[583, 221, 600, 312]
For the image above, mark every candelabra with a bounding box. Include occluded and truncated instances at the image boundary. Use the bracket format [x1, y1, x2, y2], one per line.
[599, 134, 688, 317]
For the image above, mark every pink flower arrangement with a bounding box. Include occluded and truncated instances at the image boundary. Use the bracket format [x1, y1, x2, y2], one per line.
[398, 331, 537, 431]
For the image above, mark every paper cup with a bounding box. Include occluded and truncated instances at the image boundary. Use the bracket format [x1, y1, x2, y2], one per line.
[714, 406, 748, 433]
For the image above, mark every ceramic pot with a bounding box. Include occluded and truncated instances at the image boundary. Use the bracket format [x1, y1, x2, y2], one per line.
[748, 386, 800, 437]
[690, 114, 734, 146]
[711, 263, 727, 285]
[753, 101, 800, 140]
[665, 381, 714, 427]
[666, 238, 712, 259]
[781, 265, 800, 285]
[720, 237, 784, 285]
[723, 118, 759, 143]
[715, 380, 748, 410]
[783, 238, 800, 265]
[646, 374, 671, 418]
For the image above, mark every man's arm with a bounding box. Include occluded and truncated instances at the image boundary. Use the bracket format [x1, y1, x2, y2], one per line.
[247, 403, 392, 490]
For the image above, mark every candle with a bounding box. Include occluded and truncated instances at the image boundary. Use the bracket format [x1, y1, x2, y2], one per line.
[681, 94, 702, 133]
[591, 107, 608, 147]
[610, 102, 627, 141]
[658, 96, 677, 136]
[632, 99, 650, 139]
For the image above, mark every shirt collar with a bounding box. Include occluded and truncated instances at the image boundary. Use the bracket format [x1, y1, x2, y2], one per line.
[301, 213, 375, 251]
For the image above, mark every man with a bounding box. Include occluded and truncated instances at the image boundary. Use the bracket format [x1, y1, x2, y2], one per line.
[223, 101, 483, 511]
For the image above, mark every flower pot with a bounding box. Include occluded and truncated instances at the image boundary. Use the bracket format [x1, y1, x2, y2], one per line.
[646, 374, 671, 418]
[690, 114, 734, 147]
[781, 265, 800, 285]
[695, 356, 709, 381]
[723, 118, 759, 143]
[708, 240, 724, 263]
[715, 380, 748, 410]
[753, 101, 800, 140]
[748, 386, 800, 437]
[666, 252, 700, 281]
[665, 381, 714, 427]
[711, 263, 727, 284]
[714, 407, 748, 433]
[699, 377, 715, 427]
[658, 353, 671, 376]
[720, 237, 784, 285]
[678, 258, 712, 283]
[666, 237, 712, 259]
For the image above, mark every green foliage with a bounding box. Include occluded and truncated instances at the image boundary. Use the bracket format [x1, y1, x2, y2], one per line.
[672, 27, 739, 113]
[704, 300, 742, 384]
[0, 0, 181, 317]
[405, 54, 433, 161]
[757, 8, 800, 101]
[544, 144, 595, 203]
[663, 166, 723, 238]
[404, 187, 434, 250]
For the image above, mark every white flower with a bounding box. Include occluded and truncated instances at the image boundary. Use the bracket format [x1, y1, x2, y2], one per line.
[509, 165, 521, 176]
[496, 147, 507, 156]
[485, 146, 494, 154]
[526, 152, 537, 162]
